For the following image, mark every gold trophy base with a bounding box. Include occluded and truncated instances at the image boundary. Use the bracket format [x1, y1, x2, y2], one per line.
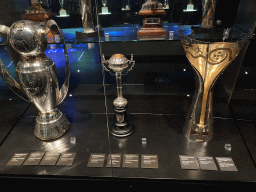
[34, 110, 70, 140]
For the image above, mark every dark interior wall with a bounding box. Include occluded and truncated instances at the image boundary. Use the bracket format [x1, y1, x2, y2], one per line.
[0, 0, 29, 26]
[234, 0, 256, 30]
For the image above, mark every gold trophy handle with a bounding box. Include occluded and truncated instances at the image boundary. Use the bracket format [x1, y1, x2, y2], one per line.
[0, 25, 29, 101]
[45, 20, 70, 105]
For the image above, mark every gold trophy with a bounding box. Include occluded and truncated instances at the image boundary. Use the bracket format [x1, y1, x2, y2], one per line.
[178, 26, 252, 142]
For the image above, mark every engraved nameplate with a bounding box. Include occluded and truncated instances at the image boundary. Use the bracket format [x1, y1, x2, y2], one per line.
[179, 155, 199, 170]
[23, 152, 45, 166]
[198, 156, 218, 171]
[122, 154, 139, 168]
[87, 153, 106, 167]
[56, 153, 76, 166]
[141, 154, 158, 169]
[7, 153, 29, 166]
[39, 152, 60, 165]
[106, 154, 122, 168]
[216, 157, 238, 171]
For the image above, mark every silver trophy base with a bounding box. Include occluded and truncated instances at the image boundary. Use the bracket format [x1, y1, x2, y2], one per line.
[34, 110, 70, 140]
[76, 31, 104, 38]
[110, 120, 134, 137]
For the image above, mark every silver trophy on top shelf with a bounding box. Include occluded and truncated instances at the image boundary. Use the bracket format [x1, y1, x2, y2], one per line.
[76, 0, 104, 38]
[102, 54, 135, 137]
[0, 20, 70, 140]
[101, 0, 110, 14]
[58, 0, 70, 17]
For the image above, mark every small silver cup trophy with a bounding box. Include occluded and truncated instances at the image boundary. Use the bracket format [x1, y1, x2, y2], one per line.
[102, 54, 135, 137]
[0, 20, 70, 140]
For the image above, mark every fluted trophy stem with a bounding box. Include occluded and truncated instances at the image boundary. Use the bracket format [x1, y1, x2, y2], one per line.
[116, 72, 123, 98]
[199, 88, 209, 125]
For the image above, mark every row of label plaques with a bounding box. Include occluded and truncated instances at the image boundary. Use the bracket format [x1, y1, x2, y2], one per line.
[6, 153, 238, 172]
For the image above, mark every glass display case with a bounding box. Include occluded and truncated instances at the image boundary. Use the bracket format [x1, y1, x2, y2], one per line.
[0, 0, 255, 185]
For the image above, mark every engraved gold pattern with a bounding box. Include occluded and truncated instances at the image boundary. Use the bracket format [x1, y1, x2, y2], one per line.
[182, 41, 240, 124]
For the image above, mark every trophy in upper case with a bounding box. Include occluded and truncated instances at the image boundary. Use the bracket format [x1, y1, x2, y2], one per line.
[76, 0, 103, 38]
[0, 20, 70, 140]
[58, 0, 70, 17]
[101, 0, 110, 14]
[137, 0, 167, 39]
[102, 54, 135, 137]
[178, 25, 252, 141]
[22, 0, 51, 22]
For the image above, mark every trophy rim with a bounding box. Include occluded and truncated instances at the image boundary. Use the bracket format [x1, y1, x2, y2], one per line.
[177, 25, 253, 44]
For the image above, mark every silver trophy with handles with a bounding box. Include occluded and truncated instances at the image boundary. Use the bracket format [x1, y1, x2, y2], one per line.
[0, 20, 70, 140]
[102, 54, 135, 137]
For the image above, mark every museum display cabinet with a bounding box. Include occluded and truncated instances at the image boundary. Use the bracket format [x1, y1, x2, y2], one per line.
[0, 0, 255, 186]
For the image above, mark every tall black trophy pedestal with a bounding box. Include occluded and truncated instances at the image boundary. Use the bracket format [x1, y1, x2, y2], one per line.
[110, 107, 134, 137]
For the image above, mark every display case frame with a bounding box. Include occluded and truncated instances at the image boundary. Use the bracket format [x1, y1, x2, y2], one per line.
[0, 0, 255, 185]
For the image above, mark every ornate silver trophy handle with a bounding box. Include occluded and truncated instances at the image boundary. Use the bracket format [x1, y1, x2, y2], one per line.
[0, 25, 29, 101]
[126, 54, 135, 73]
[45, 20, 70, 105]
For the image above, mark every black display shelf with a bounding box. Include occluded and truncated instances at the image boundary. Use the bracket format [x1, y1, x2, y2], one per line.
[0, 95, 255, 185]
[0, 91, 30, 144]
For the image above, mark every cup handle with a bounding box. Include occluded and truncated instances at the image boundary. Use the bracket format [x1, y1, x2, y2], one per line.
[0, 25, 29, 101]
[45, 20, 70, 105]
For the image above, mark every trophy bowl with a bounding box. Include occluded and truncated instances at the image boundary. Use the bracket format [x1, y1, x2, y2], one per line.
[9, 21, 48, 57]
[178, 25, 252, 142]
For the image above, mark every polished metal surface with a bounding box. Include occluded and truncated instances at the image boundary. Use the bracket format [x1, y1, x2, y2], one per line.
[9, 21, 48, 57]
[178, 26, 251, 142]
[80, 0, 95, 34]
[26, 0, 46, 14]
[0, 20, 70, 140]
[140, 0, 164, 10]
[202, 0, 217, 28]
[102, 54, 135, 137]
